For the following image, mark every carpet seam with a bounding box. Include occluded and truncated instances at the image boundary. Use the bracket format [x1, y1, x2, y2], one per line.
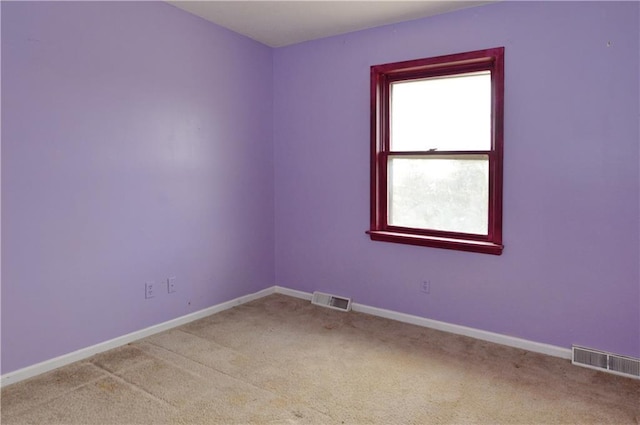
[96, 366, 179, 411]
[0, 362, 110, 418]
[138, 332, 339, 422]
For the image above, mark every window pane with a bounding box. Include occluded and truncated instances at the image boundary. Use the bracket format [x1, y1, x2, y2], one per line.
[391, 72, 491, 151]
[388, 156, 489, 235]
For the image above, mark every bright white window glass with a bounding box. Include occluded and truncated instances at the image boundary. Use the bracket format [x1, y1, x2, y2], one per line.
[390, 72, 491, 151]
[388, 156, 489, 234]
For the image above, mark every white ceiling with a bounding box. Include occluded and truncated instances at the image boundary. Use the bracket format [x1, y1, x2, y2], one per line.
[166, 1, 493, 47]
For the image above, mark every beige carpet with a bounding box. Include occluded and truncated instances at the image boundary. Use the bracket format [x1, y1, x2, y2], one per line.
[2, 294, 639, 424]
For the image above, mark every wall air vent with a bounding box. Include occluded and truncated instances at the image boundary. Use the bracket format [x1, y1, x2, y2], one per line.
[311, 292, 352, 312]
[572, 345, 640, 379]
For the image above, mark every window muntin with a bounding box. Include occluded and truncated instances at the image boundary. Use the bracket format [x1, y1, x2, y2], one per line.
[368, 47, 504, 255]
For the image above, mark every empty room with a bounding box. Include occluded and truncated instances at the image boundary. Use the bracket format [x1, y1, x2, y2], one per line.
[1, 0, 639, 424]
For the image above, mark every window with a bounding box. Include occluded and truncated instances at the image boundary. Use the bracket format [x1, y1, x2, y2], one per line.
[368, 47, 504, 255]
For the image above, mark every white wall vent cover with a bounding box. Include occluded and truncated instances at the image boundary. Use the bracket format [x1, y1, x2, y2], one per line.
[572, 345, 640, 380]
[311, 292, 352, 312]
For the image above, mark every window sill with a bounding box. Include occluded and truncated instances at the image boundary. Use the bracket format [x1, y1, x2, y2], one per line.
[366, 230, 503, 255]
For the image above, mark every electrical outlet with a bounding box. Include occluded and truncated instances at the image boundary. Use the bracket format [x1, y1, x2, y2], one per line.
[421, 280, 430, 294]
[145, 282, 155, 299]
[167, 276, 176, 294]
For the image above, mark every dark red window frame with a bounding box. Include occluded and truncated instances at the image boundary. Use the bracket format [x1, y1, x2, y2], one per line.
[367, 47, 504, 255]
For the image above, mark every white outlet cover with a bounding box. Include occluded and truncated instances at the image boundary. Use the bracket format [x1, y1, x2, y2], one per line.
[167, 277, 177, 293]
[145, 282, 155, 299]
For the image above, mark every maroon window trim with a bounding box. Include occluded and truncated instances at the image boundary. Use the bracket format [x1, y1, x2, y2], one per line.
[368, 47, 505, 255]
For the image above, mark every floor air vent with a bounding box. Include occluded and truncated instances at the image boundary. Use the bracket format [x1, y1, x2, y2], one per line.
[311, 292, 352, 312]
[572, 346, 640, 379]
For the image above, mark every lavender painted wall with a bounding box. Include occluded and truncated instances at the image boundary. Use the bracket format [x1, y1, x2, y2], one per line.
[2, 0, 638, 377]
[2, 1, 274, 373]
[274, 2, 640, 357]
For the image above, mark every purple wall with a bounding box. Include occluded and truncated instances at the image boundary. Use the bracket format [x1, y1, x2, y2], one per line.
[2, 1, 638, 376]
[274, 2, 640, 357]
[1, 2, 274, 373]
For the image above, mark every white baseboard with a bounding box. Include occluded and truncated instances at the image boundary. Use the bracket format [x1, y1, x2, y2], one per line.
[0, 286, 276, 388]
[274, 285, 313, 300]
[275, 286, 570, 359]
[1, 284, 570, 387]
[351, 303, 571, 360]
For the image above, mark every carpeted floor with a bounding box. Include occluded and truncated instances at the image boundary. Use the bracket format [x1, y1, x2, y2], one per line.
[2, 293, 639, 424]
